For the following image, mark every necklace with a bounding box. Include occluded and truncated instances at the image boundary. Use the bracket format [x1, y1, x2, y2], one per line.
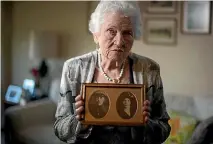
[98, 52, 126, 84]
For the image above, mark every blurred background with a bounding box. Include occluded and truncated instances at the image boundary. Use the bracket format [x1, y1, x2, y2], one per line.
[1, 1, 213, 144]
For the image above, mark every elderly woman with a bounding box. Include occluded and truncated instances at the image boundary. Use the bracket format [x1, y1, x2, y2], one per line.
[54, 1, 171, 144]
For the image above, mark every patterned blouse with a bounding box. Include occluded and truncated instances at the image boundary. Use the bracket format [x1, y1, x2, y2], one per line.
[54, 50, 171, 144]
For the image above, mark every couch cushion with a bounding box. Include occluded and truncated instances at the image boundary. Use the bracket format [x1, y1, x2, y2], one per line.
[18, 124, 66, 144]
[164, 95, 197, 118]
[164, 94, 213, 121]
[187, 116, 213, 144]
[193, 97, 213, 120]
[164, 110, 198, 144]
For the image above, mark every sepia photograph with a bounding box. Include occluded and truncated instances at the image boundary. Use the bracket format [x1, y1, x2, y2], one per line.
[116, 91, 138, 119]
[181, 1, 212, 34]
[143, 18, 177, 45]
[88, 90, 110, 119]
[147, 1, 177, 13]
[82, 83, 145, 126]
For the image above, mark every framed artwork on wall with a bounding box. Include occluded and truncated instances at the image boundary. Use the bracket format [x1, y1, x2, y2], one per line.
[147, 1, 177, 14]
[143, 17, 177, 45]
[181, 1, 212, 34]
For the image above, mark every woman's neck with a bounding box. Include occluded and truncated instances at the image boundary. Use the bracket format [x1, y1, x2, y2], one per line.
[101, 57, 122, 70]
[97, 50, 129, 81]
[124, 107, 131, 116]
[100, 53, 128, 69]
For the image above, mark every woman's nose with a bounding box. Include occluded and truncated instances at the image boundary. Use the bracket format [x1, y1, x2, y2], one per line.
[114, 33, 124, 47]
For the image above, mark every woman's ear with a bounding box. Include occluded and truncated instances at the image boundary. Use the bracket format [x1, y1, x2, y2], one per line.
[93, 33, 99, 44]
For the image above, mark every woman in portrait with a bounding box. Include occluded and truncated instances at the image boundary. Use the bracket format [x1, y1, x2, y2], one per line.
[122, 97, 132, 118]
[117, 92, 137, 119]
[54, 1, 171, 144]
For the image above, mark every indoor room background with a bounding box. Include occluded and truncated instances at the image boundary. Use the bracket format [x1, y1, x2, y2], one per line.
[2, 1, 213, 98]
[1, 1, 213, 144]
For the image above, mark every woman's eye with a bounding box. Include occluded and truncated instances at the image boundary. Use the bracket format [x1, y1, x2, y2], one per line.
[108, 29, 116, 36]
[123, 30, 133, 36]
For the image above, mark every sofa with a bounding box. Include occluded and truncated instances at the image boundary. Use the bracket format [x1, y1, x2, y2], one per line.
[163, 94, 213, 144]
[4, 98, 65, 144]
[4, 60, 66, 144]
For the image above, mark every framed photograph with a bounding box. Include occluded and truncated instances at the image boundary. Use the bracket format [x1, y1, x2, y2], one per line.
[147, 1, 177, 14]
[81, 83, 145, 126]
[143, 18, 177, 45]
[22, 79, 35, 98]
[181, 1, 212, 34]
[5, 85, 23, 104]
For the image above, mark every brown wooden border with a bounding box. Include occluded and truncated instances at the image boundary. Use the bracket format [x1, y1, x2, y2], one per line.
[81, 83, 146, 126]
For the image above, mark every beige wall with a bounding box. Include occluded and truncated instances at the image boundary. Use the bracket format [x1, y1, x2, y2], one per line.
[1, 2, 13, 96]
[12, 1, 213, 97]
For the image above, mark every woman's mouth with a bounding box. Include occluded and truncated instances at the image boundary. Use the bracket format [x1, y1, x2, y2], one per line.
[113, 49, 124, 52]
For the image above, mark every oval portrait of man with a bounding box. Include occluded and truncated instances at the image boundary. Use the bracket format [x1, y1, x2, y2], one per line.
[88, 90, 110, 119]
[116, 91, 137, 119]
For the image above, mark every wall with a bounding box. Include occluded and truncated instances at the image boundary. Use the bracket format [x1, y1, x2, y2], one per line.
[12, 1, 95, 83]
[1, 2, 13, 96]
[11, 1, 213, 97]
[1, 1, 13, 129]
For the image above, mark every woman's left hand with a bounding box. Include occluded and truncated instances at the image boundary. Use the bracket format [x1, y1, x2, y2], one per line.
[142, 100, 151, 123]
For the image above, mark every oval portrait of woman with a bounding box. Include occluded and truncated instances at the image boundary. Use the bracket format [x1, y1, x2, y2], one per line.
[116, 91, 137, 119]
[88, 90, 110, 119]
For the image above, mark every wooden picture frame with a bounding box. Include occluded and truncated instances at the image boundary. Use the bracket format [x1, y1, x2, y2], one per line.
[81, 83, 146, 126]
[147, 1, 177, 14]
[181, 1, 212, 34]
[143, 17, 177, 45]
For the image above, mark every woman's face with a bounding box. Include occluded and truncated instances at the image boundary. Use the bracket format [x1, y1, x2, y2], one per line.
[123, 98, 131, 107]
[94, 12, 134, 61]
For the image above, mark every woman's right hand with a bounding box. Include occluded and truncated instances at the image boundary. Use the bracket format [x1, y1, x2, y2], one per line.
[75, 94, 84, 120]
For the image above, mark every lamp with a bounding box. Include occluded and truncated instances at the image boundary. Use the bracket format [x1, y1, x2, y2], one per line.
[28, 30, 60, 99]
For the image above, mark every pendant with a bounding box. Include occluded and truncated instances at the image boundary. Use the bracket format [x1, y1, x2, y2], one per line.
[113, 79, 120, 84]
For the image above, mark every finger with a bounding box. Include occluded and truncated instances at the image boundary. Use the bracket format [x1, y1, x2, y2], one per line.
[75, 100, 84, 109]
[76, 114, 84, 121]
[76, 115, 80, 120]
[144, 100, 150, 106]
[143, 111, 150, 117]
[144, 116, 149, 123]
[75, 95, 82, 102]
[76, 114, 85, 120]
[143, 106, 151, 112]
[76, 106, 84, 115]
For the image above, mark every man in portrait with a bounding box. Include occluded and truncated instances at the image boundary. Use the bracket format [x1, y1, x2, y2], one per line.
[89, 91, 109, 119]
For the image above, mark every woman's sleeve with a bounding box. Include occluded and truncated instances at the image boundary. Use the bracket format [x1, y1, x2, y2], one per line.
[144, 68, 171, 144]
[53, 61, 93, 143]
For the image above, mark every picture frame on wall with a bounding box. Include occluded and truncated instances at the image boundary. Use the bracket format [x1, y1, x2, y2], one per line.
[181, 1, 212, 34]
[147, 1, 177, 14]
[143, 18, 177, 45]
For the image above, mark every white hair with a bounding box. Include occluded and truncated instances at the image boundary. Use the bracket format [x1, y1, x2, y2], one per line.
[88, 1, 142, 40]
